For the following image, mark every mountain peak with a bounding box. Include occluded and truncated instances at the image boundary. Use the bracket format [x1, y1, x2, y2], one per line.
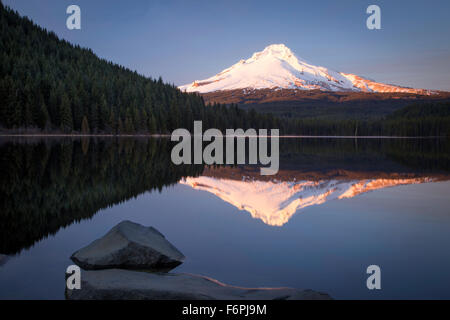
[264, 43, 289, 50]
[179, 45, 430, 95]
[258, 43, 294, 57]
[248, 43, 303, 65]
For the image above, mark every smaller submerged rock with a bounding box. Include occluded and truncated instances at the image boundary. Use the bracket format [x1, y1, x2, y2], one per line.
[71, 220, 184, 271]
[66, 269, 332, 300]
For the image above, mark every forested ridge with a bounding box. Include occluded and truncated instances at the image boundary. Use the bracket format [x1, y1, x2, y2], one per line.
[282, 102, 450, 137]
[0, 2, 202, 134]
[0, 3, 285, 135]
[0, 2, 449, 136]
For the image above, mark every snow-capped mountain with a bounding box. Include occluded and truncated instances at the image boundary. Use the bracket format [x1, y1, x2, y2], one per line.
[179, 44, 430, 94]
[181, 176, 431, 226]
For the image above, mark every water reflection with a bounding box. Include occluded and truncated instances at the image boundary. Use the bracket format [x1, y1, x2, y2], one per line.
[181, 176, 434, 226]
[0, 137, 449, 253]
[0, 137, 203, 255]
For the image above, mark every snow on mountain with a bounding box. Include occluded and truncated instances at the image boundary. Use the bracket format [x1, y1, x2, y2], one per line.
[180, 176, 431, 226]
[179, 44, 429, 94]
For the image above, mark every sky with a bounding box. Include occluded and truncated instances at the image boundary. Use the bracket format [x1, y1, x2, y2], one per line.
[4, 0, 450, 91]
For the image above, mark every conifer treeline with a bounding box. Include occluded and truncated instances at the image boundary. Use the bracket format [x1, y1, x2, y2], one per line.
[0, 3, 449, 137]
[0, 3, 283, 135]
[282, 104, 450, 137]
[0, 3, 190, 133]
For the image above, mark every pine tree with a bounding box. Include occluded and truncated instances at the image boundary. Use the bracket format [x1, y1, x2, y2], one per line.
[12, 102, 22, 128]
[89, 103, 99, 133]
[37, 102, 49, 130]
[148, 114, 157, 134]
[81, 116, 90, 134]
[98, 95, 108, 131]
[108, 109, 116, 134]
[125, 117, 134, 133]
[0, 79, 8, 126]
[117, 117, 124, 134]
[23, 103, 33, 128]
[59, 94, 73, 133]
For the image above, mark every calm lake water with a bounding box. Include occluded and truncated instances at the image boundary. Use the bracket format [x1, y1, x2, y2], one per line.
[0, 137, 449, 299]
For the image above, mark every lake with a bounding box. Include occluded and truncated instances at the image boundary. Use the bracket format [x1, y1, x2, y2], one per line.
[0, 137, 449, 299]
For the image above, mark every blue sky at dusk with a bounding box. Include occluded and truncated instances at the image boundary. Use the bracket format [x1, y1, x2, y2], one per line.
[4, 0, 450, 90]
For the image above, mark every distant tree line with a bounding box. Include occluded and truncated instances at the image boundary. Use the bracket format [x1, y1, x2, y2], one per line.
[0, 3, 449, 137]
[282, 102, 450, 137]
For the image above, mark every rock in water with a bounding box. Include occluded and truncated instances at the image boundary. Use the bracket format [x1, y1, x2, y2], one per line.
[66, 269, 332, 300]
[71, 221, 185, 271]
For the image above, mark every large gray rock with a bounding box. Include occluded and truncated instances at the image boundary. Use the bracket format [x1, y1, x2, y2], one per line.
[66, 269, 332, 300]
[71, 221, 185, 271]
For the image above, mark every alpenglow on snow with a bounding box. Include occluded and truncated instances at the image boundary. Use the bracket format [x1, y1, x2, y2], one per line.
[179, 44, 429, 94]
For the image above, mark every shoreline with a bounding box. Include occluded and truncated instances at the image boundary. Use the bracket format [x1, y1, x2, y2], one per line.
[0, 133, 447, 139]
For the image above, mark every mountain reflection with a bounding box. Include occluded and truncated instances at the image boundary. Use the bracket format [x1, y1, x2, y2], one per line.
[181, 176, 434, 226]
[0, 137, 449, 253]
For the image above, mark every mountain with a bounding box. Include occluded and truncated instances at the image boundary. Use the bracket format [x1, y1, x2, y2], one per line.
[2, 3, 448, 136]
[179, 44, 431, 95]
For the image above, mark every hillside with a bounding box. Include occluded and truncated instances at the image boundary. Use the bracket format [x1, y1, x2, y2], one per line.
[0, 3, 206, 134]
[203, 89, 450, 120]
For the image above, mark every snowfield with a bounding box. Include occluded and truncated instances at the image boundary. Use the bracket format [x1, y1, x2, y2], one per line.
[179, 44, 429, 95]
